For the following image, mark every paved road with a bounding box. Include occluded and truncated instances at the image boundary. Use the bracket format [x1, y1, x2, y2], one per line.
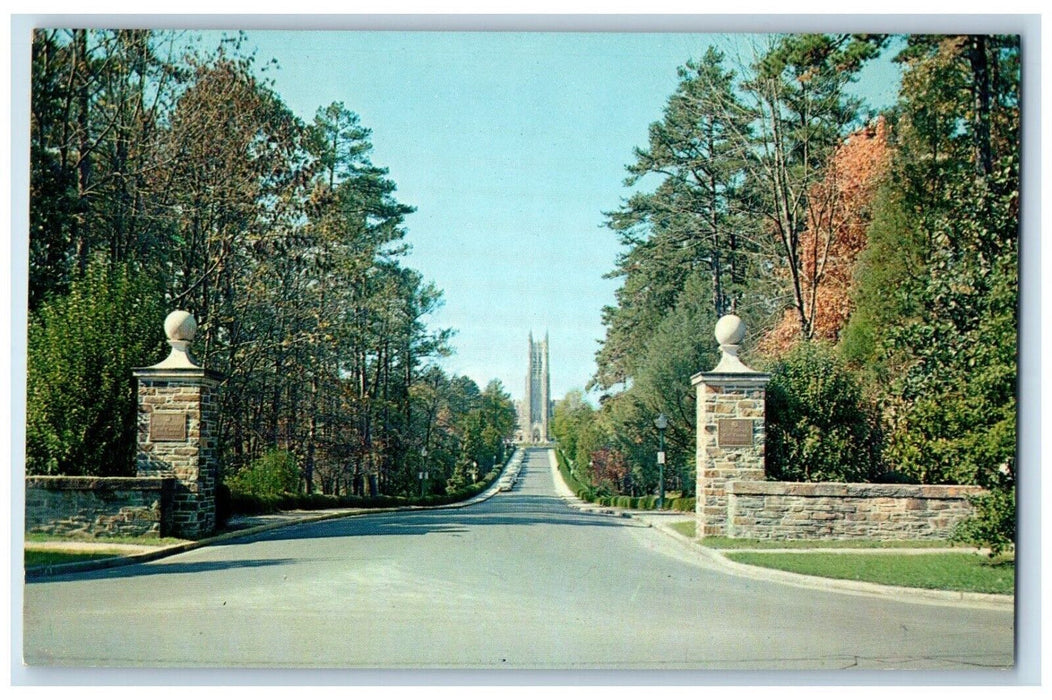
[23, 448, 1014, 670]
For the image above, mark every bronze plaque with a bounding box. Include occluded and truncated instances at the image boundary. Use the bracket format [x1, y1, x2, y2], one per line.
[150, 412, 187, 442]
[718, 419, 754, 447]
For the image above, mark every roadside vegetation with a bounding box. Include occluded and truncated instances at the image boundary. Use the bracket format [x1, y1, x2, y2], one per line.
[27, 30, 518, 511]
[722, 551, 1014, 595]
[25, 550, 131, 568]
[24, 532, 188, 546]
[666, 520, 1011, 594]
[24, 532, 190, 569]
[556, 448, 694, 511]
[220, 454, 507, 518]
[553, 34, 1019, 555]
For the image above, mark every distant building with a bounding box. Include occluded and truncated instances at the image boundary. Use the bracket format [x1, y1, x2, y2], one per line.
[518, 332, 551, 443]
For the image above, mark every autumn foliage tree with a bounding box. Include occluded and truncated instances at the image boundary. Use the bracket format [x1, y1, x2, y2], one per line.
[759, 117, 890, 354]
[569, 33, 1018, 547]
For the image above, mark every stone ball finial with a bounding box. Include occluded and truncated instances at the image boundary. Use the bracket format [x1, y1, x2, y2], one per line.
[714, 314, 746, 346]
[164, 310, 197, 342]
[148, 310, 201, 370]
[711, 314, 755, 373]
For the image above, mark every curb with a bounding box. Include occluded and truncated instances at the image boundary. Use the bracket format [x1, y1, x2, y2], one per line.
[25, 451, 517, 581]
[641, 517, 1014, 611]
[546, 449, 1014, 612]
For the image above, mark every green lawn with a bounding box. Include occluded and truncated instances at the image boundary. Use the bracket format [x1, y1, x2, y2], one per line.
[669, 521, 965, 549]
[24, 549, 129, 568]
[25, 532, 188, 546]
[723, 551, 1014, 595]
[669, 520, 697, 538]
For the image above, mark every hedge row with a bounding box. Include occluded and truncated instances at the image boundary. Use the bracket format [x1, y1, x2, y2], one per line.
[555, 448, 694, 512]
[555, 448, 596, 501]
[591, 495, 696, 512]
[220, 465, 504, 520]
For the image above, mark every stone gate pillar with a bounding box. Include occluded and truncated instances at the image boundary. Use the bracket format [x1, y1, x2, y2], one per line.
[133, 311, 222, 539]
[692, 315, 770, 539]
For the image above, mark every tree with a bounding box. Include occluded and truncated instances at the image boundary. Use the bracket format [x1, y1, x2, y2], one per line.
[844, 35, 1019, 488]
[28, 29, 190, 309]
[591, 35, 885, 497]
[595, 46, 755, 390]
[739, 34, 885, 343]
[26, 31, 482, 506]
[759, 117, 891, 354]
[26, 261, 165, 476]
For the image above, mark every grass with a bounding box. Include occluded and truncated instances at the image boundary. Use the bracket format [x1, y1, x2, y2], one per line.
[669, 520, 697, 538]
[25, 549, 131, 568]
[722, 551, 1015, 595]
[25, 532, 189, 546]
[665, 520, 1010, 594]
[24, 532, 190, 569]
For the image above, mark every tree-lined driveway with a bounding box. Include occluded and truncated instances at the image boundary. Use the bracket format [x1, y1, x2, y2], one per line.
[23, 448, 1013, 670]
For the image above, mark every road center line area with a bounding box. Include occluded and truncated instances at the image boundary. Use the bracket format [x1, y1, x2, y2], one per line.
[22, 448, 1014, 673]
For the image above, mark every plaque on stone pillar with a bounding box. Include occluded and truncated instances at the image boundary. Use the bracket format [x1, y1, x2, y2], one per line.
[150, 412, 187, 442]
[718, 418, 753, 447]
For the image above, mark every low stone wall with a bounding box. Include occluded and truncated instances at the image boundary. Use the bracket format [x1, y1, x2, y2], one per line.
[725, 481, 983, 540]
[26, 476, 174, 538]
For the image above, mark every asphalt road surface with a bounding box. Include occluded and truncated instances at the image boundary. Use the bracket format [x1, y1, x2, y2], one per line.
[22, 448, 1014, 671]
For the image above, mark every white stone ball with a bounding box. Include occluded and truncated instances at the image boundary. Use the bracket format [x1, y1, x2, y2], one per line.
[164, 310, 197, 342]
[714, 314, 746, 346]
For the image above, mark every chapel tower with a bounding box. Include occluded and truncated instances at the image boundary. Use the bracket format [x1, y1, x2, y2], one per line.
[521, 332, 551, 443]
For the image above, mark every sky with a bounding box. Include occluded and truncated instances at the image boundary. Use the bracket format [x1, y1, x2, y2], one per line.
[194, 30, 902, 403]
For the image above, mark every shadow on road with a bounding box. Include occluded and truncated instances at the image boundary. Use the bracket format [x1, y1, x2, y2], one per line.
[224, 491, 638, 545]
[27, 557, 297, 583]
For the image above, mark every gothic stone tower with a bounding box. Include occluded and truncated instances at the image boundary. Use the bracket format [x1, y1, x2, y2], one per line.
[521, 332, 551, 443]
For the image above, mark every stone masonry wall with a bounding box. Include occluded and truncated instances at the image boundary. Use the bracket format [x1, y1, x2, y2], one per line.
[26, 476, 174, 538]
[726, 481, 983, 540]
[136, 378, 219, 537]
[696, 382, 767, 537]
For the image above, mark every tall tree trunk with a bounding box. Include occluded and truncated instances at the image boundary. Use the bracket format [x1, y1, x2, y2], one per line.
[74, 28, 91, 274]
[968, 35, 993, 180]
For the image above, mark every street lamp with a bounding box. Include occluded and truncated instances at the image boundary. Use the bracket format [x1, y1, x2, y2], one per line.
[419, 446, 429, 498]
[472, 460, 478, 483]
[654, 413, 668, 510]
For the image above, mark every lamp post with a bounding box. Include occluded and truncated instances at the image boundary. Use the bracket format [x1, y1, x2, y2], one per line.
[654, 413, 668, 509]
[419, 446, 429, 498]
[472, 460, 478, 483]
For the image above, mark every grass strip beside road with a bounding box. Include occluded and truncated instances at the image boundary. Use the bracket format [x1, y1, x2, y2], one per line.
[665, 520, 1011, 594]
[25, 532, 190, 546]
[669, 521, 696, 538]
[723, 551, 1014, 595]
[25, 549, 132, 568]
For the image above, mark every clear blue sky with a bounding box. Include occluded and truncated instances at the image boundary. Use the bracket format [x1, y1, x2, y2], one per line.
[212, 30, 901, 403]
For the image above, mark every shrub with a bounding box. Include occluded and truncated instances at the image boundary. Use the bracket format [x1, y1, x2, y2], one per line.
[765, 342, 880, 482]
[668, 497, 695, 512]
[556, 448, 595, 500]
[26, 261, 165, 476]
[227, 449, 301, 499]
[953, 471, 1015, 557]
[228, 492, 283, 515]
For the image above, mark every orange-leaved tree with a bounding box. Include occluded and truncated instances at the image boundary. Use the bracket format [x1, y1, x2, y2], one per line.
[759, 118, 890, 355]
